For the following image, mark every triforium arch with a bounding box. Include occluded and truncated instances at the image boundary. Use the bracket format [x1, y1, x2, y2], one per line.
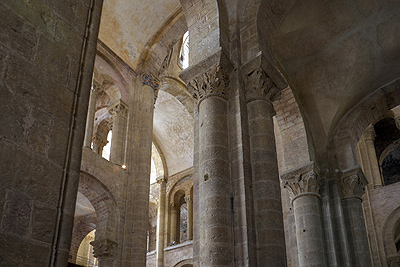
[383, 207, 400, 266]
[173, 258, 194, 267]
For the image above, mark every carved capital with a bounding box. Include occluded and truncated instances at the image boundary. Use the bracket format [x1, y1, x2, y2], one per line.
[184, 195, 193, 203]
[156, 176, 168, 184]
[244, 67, 280, 102]
[90, 239, 117, 259]
[186, 64, 229, 102]
[340, 166, 368, 199]
[108, 100, 128, 118]
[180, 49, 233, 105]
[241, 53, 287, 103]
[281, 162, 320, 199]
[92, 80, 104, 95]
[93, 135, 108, 147]
[363, 125, 376, 141]
[142, 73, 160, 104]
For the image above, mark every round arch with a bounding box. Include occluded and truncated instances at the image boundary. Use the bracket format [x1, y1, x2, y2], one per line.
[173, 258, 194, 267]
[383, 206, 400, 265]
[78, 172, 119, 246]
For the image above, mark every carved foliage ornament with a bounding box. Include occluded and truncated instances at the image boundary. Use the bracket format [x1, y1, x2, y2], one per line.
[281, 165, 320, 199]
[90, 239, 117, 259]
[187, 64, 229, 102]
[108, 101, 128, 118]
[92, 80, 104, 95]
[245, 67, 280, 102]
[340, 167, 367, 198]
[142, 73, 160, 104]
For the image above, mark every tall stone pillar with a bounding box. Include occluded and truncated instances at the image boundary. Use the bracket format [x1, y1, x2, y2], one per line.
[243, 63, 286, 266]
[121, 74, 159, 267]
[170, 204, 178, 243]
[185, 195, 193, 241]
[109, 100, 128, 165]
[84, 81, 103, 148]
[91, 239, 117, 267]
[181, 51, 233, 266]
[363, 125, 382, 186]
[281, 162, 327, 267]
[340, 166, 372, 267]
[156, 177, 167, 267]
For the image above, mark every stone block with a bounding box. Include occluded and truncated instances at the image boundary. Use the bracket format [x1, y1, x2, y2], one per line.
[2, 191, 32, 237]
[32, 204, 57, 243]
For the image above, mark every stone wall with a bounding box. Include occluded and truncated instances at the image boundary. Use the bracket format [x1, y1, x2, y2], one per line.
[0, 0, 102, 265]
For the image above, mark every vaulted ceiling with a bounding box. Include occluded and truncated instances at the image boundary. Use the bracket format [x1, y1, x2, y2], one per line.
[98, 0, 181, 70]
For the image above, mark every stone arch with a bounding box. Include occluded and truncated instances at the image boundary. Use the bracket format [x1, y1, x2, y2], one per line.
[383, 206, 400, 265]
[78, 172, 119, 247]
[330, 78, 400, 169]
[173, 258, 194, 267]
[69, 206, 97, 263]
[94, 49, 130, 104]
[152, 140, 167, 179]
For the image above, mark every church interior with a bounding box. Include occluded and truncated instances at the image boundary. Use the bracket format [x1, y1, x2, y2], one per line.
[1, 0, 400, 266]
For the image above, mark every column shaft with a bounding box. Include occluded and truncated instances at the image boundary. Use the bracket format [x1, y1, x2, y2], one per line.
[84, 85, 100, 148]
[247, 99, 285, 266]
[130, 86, 155, 266]
[109, 101, 127, 165]
[340, 167, 372, 267]
[170, 206, 178, 243]
[198, 96, 232, 266]
[156, 178, 167, 267]
[293, 194, 326, 266]
[185, 196, 193, 240]
[363, 126, 382, 186]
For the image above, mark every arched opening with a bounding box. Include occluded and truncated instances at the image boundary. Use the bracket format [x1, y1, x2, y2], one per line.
[147, 202, 158, 252]
[179, 31, 189, 69]
[76, 230, 98, 267]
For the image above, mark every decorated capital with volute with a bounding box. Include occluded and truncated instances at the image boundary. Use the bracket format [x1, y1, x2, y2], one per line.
[90, 239, 117, 259]
[142, 72, 160, 104]
[179, 49, 233, 105]
[108, 100, 128, 118]
[241, 53, 287, 103]
[281, 162, 321, 200]
[340, 166, 368, 199]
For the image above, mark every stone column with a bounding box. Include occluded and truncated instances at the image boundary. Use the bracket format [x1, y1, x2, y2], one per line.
[281, 162, 327, 267]
[363, 125, 382, 186]
[108, 100, 128, 165]
[181, 51, 233, 266]
[121, 73, 159, 267]
[340, 166, 372, 267]
[243, 63, 286, 266]
[156, 177, 167, 267]
[170, 204, 178, 243]
[91, 239, 117, 267]
[185, 195, 193, 241]
[84, 81, 103, 148]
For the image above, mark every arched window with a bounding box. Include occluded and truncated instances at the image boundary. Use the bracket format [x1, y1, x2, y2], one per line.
[102, 130, 112, 160]
[76, 230, 97, 267]
[180, 31, 189, 69]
